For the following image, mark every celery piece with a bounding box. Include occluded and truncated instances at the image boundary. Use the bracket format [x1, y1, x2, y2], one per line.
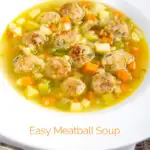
[56, 99, 70, 111]
[53, 51, 67, 56]
[38, 83, 50, 96]
[29, 9, 41, 19]
[24, 20, 40, 31]
[24, 86, 39, 99]
[84, 31, 98, 41]
[114, 41, 124, 49]
[72, 26, 80, 33]
[102, 93, 115, 105]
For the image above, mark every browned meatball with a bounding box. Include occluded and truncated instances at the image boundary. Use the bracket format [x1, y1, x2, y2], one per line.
[37, 12, 60, 24]
[22, 31, 48, 48]
[44, 56, 71, 80]
[92, 69, 117, 94]
[104, 19, 130, 42]
[69, 44, 95, 68]
[61, 77, 86, 97]
[60, 2, 85, 22]
[101, 50, 135, 73]
[54, 31, 78, 49]
[13, 54, 45, 74]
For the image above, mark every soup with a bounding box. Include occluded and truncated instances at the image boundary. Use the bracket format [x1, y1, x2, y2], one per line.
[0, 1, 148, 112]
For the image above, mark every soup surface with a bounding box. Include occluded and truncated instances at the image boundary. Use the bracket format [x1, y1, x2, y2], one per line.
[0, 1, 148, 112]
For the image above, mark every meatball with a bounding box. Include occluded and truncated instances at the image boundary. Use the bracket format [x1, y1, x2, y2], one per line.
[13, 54, 45, 74]
[54, 31, 78, 49]
[37, 12, 60, 24]
[104, 20, 129, 41]
[69, 44, 95, 68]
[92, 69, 117, 94]
[61, 77, 86, 97]
[101, 50, 135, 73]
[44, 56, 71, 80]
[22, 31, 48, 48]
[60, 2, 85, 22]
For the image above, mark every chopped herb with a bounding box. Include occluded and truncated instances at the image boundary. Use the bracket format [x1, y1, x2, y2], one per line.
[87, 53, 94, 57]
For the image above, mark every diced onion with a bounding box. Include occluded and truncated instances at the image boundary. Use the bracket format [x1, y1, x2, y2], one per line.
[29, 9, 41, 18]
[71, 102, 83, 112]
[95, 42, 110, 53]
[81, 99, 91, 108]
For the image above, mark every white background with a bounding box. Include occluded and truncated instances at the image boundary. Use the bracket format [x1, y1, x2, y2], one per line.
[0, 0, 150, 150]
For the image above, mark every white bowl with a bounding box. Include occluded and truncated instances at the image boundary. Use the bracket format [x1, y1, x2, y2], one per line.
[0, 0, 150, 149]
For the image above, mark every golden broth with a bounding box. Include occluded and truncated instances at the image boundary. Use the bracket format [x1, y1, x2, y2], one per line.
[0, 1, 149, 112]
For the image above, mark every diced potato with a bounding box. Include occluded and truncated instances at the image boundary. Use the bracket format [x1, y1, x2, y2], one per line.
[92, 3, 106, 14]
[29, 9, 41, 19]
[71, 102, 83, 112]
[24, 20, 40, 31]
[114, 85, 122, 94]
[24, 86, 39, 99]
[19, 45, 32, 55]
[95, 42, 110, 53]
[38, 83, 50, 96]
[99, 10, 110, 26]
[40, 25, 52, 35]
[16, 18, 25, 25]
[9, 23, 22, 36]
[81, 99, 91, 108]
[13, 27, 22, 36]
[131, 32, 140, 42]
[9, 23, 17, 29]
[100, 11, 110, 20]
[16, 78, 22, 86]
[63, 23, 72, 31]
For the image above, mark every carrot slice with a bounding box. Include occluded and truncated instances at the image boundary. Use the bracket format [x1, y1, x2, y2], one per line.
[49, 24, 56, 31]
[21, 76, 34, 86]
[114, 10, 124, 17]
[116, 69, 131, 83]
[83, 62, 99, 74]
[80, 1, 92, 8]
[87, 14, 97, 21]
[101, 36, 112, 44]
[131, 47, 139, 57]
[120, 84, 128, 92]
[43, 51, 51, 59]
[40, 96, 57, 107]
[128, 61, 136, 71]
[86, 91, 94, 100]
[61, 16, 71, 23]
